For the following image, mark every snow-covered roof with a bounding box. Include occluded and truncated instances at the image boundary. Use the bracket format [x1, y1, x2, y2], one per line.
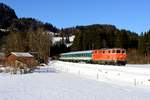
[11, 52, 33, 57]
[0, 29, 9, 32]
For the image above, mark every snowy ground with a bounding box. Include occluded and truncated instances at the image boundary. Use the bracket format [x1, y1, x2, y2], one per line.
[50, 61, 150, 86]
[0, 61, 150, 100]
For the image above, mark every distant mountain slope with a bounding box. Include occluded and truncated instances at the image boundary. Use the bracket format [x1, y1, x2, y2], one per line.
[0, 2, 58, 32]
[0, 3, 18, 28]
[8, 18, 59, 33]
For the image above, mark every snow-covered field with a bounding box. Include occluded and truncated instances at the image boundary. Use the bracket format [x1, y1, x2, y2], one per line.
[50, 61, 150, 86]
[0, 61, 150, 100]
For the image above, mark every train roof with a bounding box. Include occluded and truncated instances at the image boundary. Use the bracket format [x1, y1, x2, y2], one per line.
[93, 48, 126, 51]
[60, 48, 126, 55]
[60, 50, 92, 55]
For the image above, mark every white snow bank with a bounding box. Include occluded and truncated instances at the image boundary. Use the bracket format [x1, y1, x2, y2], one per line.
[49, 61, 150, 86]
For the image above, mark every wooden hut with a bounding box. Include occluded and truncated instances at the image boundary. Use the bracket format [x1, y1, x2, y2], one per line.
[6, 52, 38, 70]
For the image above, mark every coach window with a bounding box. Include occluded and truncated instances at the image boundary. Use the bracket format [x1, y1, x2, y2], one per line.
[108, 50, 111, 53]
[86, 54, 88, 57]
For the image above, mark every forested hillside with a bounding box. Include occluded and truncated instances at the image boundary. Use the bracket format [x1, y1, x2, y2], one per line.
[61, 25, 138, 50]
[0, 3, 17, 28]
[61, 25, 150, 64]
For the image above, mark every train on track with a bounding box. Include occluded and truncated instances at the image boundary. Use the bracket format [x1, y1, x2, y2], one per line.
[59, 48, 127, 66]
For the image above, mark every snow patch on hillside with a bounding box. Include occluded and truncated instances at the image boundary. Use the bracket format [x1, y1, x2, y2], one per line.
[52, 35, 75, 47]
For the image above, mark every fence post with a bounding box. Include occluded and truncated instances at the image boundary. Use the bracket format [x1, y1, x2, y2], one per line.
[134, 79, 137, 86]
[78, 70, 80, 75]
[97, 73, 99, 79]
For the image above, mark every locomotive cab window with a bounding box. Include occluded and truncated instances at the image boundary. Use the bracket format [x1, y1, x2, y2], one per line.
[117, 50, 120, 53]
[112, 50, 115, 53]
[122, 50, 126, 53]
[103, 51, 105, 53]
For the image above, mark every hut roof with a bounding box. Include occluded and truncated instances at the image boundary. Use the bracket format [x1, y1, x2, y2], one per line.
[11, 52, 33, 57]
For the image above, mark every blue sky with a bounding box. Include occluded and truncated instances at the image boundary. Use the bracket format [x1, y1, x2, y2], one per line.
[1, 0, 150, 33]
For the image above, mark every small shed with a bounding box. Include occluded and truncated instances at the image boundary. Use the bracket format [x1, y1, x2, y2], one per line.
[6, 52, 38, 69]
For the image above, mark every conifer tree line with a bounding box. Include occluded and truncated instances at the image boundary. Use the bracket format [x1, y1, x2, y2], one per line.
[61, 25, 150, 64]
